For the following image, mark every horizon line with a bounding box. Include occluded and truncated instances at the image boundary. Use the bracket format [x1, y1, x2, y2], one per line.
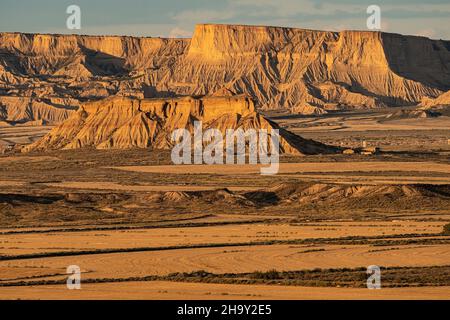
[0, 23, 448, 41]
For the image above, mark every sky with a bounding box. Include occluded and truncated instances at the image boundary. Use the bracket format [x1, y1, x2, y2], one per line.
[0, 0, 449, 39]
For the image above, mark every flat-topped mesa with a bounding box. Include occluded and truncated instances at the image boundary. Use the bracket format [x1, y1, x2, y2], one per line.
[140, 95, 255, 122]
[188, 24, 384, 59]
[1, 24, 450, 120]
[187, 24, 447, 70]
[188, 24, 449, 84]
[183, 24, 449, 110]
[79, 94, 255, 119]
[23, 95, 337, 155]
[188, 24, 298, 59]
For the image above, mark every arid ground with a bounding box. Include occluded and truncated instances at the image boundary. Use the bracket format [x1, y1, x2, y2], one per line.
[0, 108, 449, 299]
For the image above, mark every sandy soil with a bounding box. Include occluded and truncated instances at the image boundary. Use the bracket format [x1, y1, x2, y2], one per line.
[0, 221, 445, 255]
[0, 214, 279, 233]
[2, 244, 449, 282]
[0, 156, 59, 163]
[1, 111, 449, 299]
[0, 125, 52, 145]
[42, 181, 260, 192]
[0, 180, 26, 187]
[111, 162, 450, 175]
[1, 281, 449, 300]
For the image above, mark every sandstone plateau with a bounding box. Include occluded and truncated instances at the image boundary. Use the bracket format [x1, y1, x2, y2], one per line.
[1, 24, 449, 125]
[24, 95, 336, 154]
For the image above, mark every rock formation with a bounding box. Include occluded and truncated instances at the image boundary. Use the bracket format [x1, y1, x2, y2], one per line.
[384, 108, 441, 119]
[24, 95, 336, 154]
[0, 96, 77, 124]
[1, 24, 449, 124]
[420, 89, 450, 109]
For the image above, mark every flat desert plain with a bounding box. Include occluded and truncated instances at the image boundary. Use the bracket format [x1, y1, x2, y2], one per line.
[0, 109, 450, 299]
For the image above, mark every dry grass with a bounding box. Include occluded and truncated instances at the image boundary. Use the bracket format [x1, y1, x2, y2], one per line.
[0, 221, 445, 255]
[1, 244, 449, 284]
[110, 162, 450, 175]
[1, 281, 449, 300]
[1, 112, 450, 299]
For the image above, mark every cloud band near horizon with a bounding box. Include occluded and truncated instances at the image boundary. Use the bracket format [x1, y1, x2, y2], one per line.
[0, 0, 449, 40]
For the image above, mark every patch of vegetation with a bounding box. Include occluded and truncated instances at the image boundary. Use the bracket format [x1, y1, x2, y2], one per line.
[299, 248, 326, 253]
[1, 232, 449, 261]
[3, 266, 449, 288]
[442, 223, 450, 235]
[162, 265, 450, 288]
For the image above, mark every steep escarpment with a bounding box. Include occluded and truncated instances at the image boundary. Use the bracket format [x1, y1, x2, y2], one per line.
[1, 24, 449, 123]
[24, 95, 336, 155]
[182, 25, 448, 110]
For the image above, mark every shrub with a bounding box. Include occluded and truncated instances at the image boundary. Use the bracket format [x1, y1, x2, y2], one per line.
[250, 269, 281, 280]
[442, 223, 450, 235]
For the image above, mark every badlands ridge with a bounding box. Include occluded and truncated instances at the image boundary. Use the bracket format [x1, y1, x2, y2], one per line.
[1, 24, 450, 125]
[24, 95, 335, 153]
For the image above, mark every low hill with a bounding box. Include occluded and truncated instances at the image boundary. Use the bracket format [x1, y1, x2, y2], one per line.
[23, 95, 337, 155]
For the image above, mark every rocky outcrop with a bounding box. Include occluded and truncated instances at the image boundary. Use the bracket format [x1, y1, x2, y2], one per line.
[0, 96, 77, 124]
[384, 109, 441, 119]
[24, 95, 336, 155]
[420, 90, 450, 109]
[243, 182, 450, 212]
[1, 24, 449, 122]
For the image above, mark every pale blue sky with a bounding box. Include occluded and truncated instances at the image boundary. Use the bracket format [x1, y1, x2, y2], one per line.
[0, 0, 449, 39]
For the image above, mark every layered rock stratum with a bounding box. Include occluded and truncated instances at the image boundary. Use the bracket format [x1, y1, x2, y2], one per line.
[24, 95, 336, 154]
[1, 24, 450, 124]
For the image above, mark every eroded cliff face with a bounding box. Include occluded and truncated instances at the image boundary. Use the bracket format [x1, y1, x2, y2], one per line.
[1, 24, 449, 123]
[24, 95, 336, 155]
[0, 96, 78, 124]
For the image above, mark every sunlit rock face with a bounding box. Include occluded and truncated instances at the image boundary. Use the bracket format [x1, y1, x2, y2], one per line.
[1, 24, 450, 124]
[23, 95, 338, 155]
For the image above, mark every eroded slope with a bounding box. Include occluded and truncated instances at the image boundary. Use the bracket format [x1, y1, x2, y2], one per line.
[24, 95, 335, 154]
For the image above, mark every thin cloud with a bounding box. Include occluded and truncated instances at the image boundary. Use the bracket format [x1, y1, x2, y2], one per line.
[171, 9, 236, 23]
[169, 27, 192, 38]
